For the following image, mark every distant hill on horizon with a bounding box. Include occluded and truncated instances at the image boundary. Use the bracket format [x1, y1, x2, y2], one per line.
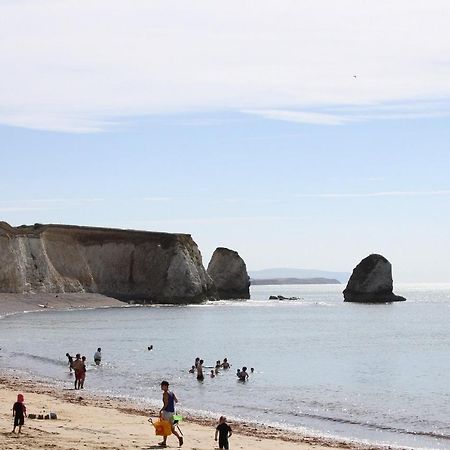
[250, 277, 341, 285]
[249, 268, 350, 284]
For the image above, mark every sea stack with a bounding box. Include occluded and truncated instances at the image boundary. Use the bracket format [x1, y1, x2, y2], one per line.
[343, 254, 406, 303]
[207, 247, 250, 299]
[0, 222, 213, 304]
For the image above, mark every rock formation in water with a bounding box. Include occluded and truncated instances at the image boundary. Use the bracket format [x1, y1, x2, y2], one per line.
[0, 222, 214, 304]
[343, 254, 406, 303]
[207, 247, 250, 299]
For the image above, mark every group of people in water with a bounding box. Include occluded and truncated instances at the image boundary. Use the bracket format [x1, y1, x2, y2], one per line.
[65, 347, 102, 390]
[189, 357, 253, 382]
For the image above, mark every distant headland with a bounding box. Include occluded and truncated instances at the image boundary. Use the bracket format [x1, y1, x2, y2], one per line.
[250, 277, 340, 285]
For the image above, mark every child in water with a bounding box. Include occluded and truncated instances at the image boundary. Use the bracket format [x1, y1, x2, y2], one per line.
[215, 416, 232, 449]
[12, 393, 27, 434]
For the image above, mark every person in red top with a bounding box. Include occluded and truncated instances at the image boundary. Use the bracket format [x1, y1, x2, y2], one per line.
[12, 393, 27, 434]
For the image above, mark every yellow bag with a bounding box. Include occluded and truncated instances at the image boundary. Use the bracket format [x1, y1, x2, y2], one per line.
[151, 418, 172, 436]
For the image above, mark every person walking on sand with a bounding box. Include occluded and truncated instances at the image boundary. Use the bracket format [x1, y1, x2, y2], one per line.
[159, 381, 183, 447]
[94, 347, 102, 365]
[215, 416, 232, 450]
[12, 393, 27, 434]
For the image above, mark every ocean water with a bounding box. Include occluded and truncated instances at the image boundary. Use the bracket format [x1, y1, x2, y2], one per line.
[1, 283, 450, 449]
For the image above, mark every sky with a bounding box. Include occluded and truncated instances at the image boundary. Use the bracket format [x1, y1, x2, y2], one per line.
[1, 0, 450, 282]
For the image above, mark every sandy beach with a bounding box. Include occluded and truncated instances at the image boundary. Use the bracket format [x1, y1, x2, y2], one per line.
[0, 375, 368, 450]
[0, 295, 387, 450]
[0, 293, 125, 317]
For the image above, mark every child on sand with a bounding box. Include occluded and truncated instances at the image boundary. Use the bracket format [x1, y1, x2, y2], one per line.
[12, 393, 27, 434]
[215, 416, 232, 449]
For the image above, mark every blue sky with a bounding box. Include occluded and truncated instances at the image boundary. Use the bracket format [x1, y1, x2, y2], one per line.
[1, 1, 450, 281]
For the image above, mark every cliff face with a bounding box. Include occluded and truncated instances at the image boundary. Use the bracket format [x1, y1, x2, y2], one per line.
[343, 254, 406, 303]
[207, 247, 250, 299]
[0, 222, 213, 304]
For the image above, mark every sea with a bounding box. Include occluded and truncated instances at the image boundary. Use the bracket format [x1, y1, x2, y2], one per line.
[0, 283, 449, 450]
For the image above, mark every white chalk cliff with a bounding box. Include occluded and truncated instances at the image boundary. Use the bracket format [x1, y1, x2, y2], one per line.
[0, 222, 213, 304]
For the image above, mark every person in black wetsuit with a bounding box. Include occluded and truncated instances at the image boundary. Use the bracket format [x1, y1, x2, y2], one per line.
[215, 416, 232, 450]
[12, 393, 27, 434]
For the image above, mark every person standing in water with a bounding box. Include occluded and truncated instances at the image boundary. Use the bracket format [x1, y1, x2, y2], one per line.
[66, 353, 74, 372]
[79, 356, 87, 389]
[238, 367, 249, 381]
[196, 359, 204, 381]
[159, 381, 183, 447]
[94, 348, 102, 365]
[72, 354, 83, 389]
[221, 358, 230, 369]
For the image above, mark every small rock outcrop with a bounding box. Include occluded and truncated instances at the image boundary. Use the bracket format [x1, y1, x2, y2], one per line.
[0, 222, 213, 304]
[207, 247, 250, 299]
[343, 254, 406, 303]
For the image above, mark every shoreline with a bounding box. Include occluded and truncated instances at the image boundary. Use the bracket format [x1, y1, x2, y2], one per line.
[0, 293, 126, 318]
[0, 295, 405, 450]
[0, 374, 395, 450]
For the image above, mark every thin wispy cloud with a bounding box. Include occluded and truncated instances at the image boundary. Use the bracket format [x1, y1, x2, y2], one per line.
[244, 110, 352, 126]
[141, 197, 172, 202]
[133, 215, 302, 227]
[247, 99, 450, 125]
[295, 191, 450, 199]
[0, 198, 104, 212]
[1, 0, 450, 132]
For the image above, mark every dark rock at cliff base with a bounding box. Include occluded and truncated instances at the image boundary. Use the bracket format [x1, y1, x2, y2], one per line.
[0, 222, 213, 304]
[343, 254, 406, 303]
[207, 247, 250, 299]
